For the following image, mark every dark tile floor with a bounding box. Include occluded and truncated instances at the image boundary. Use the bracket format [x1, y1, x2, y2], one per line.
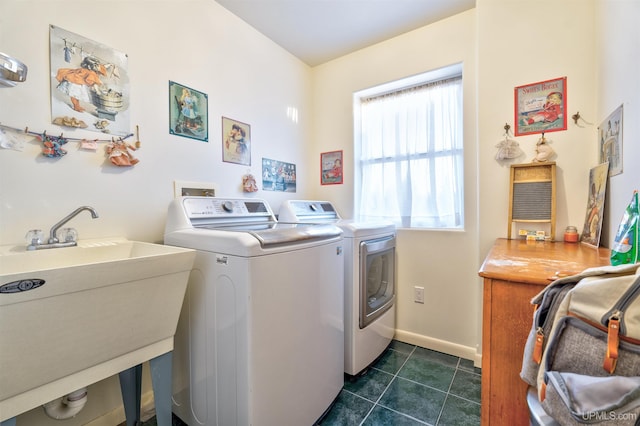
[142, 340, 481, 426]
[318, 341, 481, 425]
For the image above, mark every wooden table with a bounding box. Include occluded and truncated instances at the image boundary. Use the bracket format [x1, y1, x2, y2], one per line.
[478, 238, 610, 426]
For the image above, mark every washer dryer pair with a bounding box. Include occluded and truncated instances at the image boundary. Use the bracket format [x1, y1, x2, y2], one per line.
[279, 200, 396, 376]
[165, 197, 345, 425]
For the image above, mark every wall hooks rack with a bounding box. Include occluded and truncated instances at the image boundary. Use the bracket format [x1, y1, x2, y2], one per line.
[0, 122, 135, 143]
[571, 111, 593, 127]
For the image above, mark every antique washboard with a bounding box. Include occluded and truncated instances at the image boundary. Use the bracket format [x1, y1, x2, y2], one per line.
[507, 162, 556, 240]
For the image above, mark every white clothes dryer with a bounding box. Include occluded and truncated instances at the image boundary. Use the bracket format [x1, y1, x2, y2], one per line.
[164, 197, 344, 425]
[279, 200, 396, 376]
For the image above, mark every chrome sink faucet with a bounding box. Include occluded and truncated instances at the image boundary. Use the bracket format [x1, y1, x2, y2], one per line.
[26, 206, 99, 250]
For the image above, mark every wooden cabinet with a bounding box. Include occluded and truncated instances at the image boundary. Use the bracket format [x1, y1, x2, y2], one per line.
[478, 239, 610, 426]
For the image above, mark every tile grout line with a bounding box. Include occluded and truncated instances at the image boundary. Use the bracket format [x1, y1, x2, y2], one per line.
[335, 343, 480, 425]
[358, 345, 418, 426]
[433, 357, 461, 425]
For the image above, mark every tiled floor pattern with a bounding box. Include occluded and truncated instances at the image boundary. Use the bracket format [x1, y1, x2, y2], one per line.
[318, 340, 480, 425]
[142, 340, 481, 426]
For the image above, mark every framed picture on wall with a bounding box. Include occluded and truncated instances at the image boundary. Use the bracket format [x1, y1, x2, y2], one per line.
[321, 150, 343, 185]
[598, 104, 623, 176]
[50, 25, 131, 137]
[222, 116, 251, 165]
[514, 77, 567, 136]
[262, 158, 297, 192]
[169, 81, 208, 142]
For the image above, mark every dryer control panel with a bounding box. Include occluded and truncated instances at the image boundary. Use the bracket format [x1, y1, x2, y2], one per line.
[279, 200, 340, 222]
[182, 197, 275, 224]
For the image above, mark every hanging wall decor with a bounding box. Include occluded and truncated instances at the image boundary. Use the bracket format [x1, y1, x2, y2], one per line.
[320, 150, 343, 185]
[598, 104, 623, 176]
[106, 138, 139, 166]
[50, 25, 130, 136]
[494, 123, 524, 162]
[169, 81, 208, 142]
[242, 173, 258, 192]
[261, 158, 296, 192]
[222, 116, 251, 165]
[514, 77, 567, 136]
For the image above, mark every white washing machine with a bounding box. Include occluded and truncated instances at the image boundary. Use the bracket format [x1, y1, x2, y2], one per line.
[279, 200, 396, 376]
[164, 197, 344, 425]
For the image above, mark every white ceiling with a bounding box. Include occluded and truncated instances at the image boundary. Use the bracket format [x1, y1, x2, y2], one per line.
[214, 0, 476, 67]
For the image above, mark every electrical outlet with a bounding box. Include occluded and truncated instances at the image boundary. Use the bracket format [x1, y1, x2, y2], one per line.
[414, 286, 424, 304]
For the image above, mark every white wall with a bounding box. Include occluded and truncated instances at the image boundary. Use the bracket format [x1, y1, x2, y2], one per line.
[0, 0, 311, 424]
[311, 10, 480, 360]
[0, 0, 311, 248]
[477, 0, 599, 257]
[595, 0, 640, 244]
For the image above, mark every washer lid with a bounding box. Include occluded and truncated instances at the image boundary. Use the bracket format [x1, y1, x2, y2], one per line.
[198, 222, 342, 247]
[165, 197, 343, 253]
[251, 223, 342, 247]
[278, 200, 396, 238]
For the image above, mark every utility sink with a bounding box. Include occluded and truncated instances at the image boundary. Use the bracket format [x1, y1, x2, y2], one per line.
[0, 238, 195, 422]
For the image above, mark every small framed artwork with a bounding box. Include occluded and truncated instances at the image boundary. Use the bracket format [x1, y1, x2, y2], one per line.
[169, 81, 208, 142]
[262, 158, 297, 192]
[514, 77, 567, 136]
[321, 150, 343, 185]
[598, 104, 623, 176]
[222, 116, 251, 165]
[580, 162, 609, 248]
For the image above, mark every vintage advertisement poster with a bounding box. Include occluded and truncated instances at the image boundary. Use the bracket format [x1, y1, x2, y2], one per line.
[222, 117, 250, 164]
[321, 150, 343, 185]
[515, 77, 567, 136]
[50, 25, 130, 136]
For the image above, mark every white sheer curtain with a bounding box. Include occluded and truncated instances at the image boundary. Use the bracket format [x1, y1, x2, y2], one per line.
[356, 76, 463, 228]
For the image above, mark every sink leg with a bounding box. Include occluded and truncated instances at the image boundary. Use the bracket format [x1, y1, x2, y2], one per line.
[150, 351, 173, 426]
[118, 364, 142, 426]
[1, 418, 16, 426]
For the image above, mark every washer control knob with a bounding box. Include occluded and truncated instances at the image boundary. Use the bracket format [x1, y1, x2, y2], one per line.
[222, 201, 234, 212]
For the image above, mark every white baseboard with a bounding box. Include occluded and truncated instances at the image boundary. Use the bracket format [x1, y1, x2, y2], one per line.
[394, 329, 482, 368]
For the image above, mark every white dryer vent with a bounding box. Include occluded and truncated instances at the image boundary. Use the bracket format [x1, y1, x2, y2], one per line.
[173, 180, 217, 198]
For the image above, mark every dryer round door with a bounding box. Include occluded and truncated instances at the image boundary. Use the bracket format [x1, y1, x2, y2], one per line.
[359, 235, 395, 329]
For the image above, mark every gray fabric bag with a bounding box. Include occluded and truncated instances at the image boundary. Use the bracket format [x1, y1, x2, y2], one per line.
[532, 264, 640, 424]
[542, 372, 640, 425]
[521, 263, 640, 387]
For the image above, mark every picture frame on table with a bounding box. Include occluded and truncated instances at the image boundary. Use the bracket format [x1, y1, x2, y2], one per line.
[580, 162, 609, 248]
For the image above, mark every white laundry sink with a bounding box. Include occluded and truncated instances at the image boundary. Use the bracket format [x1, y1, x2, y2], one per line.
[0, 238, 195, 422]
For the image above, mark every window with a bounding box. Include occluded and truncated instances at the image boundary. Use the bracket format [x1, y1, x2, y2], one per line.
[354, 65, 464, 229]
